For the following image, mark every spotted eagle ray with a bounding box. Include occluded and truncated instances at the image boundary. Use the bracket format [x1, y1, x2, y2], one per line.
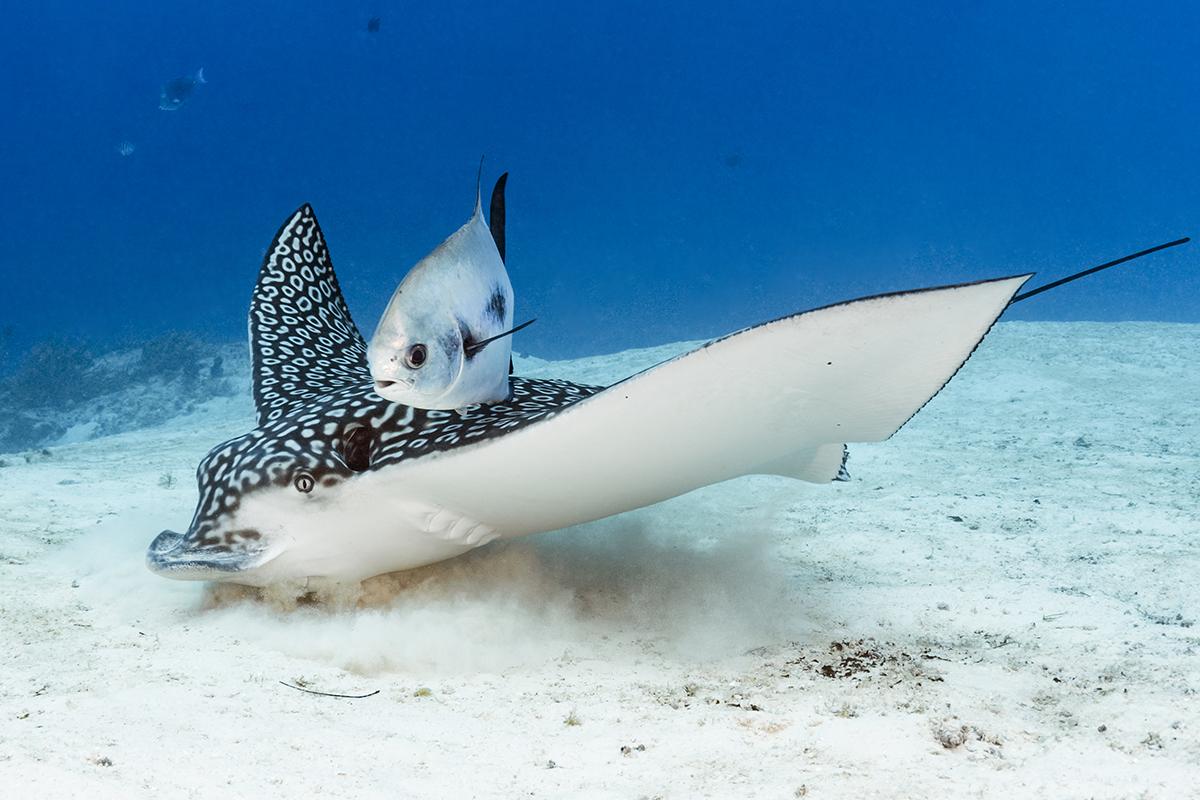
[146, 196, 1188, 586]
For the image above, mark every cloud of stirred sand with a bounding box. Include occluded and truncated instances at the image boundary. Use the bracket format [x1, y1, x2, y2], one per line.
[62, 489, 816, 675]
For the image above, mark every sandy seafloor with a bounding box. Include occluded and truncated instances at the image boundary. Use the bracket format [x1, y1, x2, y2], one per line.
[0, 321, 1197, 799]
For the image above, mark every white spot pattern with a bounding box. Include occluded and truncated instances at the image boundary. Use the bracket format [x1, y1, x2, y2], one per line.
[250, 205, 369, 426]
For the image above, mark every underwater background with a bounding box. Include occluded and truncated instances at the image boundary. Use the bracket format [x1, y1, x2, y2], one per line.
[0, 1, 1197, 417]
[3, 6, 1200, 792]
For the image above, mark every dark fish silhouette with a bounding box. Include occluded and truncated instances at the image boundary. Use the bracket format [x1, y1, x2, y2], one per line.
[367, 17, 381, 33]
[159, 68, 206, 111]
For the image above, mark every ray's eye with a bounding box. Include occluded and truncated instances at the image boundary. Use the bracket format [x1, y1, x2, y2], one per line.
[404, 343, 428, 369]
[294, 472, 315, 493]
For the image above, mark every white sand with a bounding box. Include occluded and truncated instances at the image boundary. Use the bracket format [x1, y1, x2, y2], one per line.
[1, 321, 1197, 798]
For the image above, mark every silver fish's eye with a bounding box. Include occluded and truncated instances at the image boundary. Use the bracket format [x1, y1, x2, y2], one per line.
[294, 472, 315, 493]
[405, 344, 428, 369]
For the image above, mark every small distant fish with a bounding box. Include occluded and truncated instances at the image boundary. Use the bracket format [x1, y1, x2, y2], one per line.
[116, 140, 135, 157]
[159, 68, 206, 111]
[367, 17, 381, 33]
[724, 153, 743, 168]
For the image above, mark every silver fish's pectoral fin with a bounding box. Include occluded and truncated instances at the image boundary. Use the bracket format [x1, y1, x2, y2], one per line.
[146, 529, 279, 580]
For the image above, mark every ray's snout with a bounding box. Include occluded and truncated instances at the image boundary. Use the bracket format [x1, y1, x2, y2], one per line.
[149, 529, 185, 556]
[146, 526, 272, 581]
[146, 529, 190, 576]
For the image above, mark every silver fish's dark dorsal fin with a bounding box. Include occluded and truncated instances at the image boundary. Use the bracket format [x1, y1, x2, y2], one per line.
[249, 204, 369, 426]
[489, 172, 508, 263]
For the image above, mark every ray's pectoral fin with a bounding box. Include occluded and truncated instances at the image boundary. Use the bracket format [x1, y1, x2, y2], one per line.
[397, 274, 1034, 538]
[249, 204, 372, 426]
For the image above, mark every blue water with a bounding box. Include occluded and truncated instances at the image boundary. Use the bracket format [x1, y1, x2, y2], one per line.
[1, 0, 1197, 366]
